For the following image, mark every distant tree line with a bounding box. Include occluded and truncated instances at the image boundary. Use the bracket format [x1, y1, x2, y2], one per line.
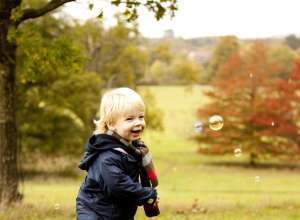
[13, 13, 300, 160]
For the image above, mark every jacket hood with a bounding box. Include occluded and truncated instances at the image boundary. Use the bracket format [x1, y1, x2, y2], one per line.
[78, 134, 124, 170]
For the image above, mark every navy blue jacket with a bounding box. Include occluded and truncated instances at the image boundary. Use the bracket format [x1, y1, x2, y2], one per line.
[76, 134, 157, 220]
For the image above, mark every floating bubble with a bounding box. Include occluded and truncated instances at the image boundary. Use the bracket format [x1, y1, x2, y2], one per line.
[208, 115, 224, 131]
[54, 203, 60, 210]
[254, 176, 260, 183]
[38, 101, 45, 108]
[194, 121, 204, 134]
[192, 208, 198, 213]
[234, 148, 242, 157]
[271, 121, 275, 126]
[249, 73, 253, 78]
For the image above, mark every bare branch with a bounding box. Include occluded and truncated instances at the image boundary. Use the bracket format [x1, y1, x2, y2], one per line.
[16, 0, 74, 25]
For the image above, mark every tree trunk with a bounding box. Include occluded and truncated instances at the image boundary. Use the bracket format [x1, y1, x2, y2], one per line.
[0, 7, 20, 206]
[249, 152, 257, 166]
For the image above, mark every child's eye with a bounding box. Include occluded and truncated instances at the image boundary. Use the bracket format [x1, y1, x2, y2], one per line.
[139, 115, 144, 119]
[126, 117, 133, 121]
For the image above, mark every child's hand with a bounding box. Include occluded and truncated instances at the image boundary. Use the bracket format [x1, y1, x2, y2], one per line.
[138, 146, 149, 156]
[144, 194, 160, 217]
[133, 140, 149, 156]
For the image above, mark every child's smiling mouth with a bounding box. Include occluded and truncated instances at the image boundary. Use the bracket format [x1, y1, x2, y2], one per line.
[131, 128, 143, 137]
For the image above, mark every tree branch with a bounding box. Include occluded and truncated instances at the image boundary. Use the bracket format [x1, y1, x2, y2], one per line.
[16, 0, 74, 25]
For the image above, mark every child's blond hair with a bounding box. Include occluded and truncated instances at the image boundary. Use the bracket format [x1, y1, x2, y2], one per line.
[94, 87, 145, 134]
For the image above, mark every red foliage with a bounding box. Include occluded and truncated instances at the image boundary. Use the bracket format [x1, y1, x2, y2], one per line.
[196, 42, 300, 159]
[291, 58, 300, 80]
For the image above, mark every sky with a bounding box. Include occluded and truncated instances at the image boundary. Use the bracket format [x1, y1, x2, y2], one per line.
[62, 0, 300, 39]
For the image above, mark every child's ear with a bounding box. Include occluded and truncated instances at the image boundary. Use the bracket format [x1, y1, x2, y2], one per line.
[107, 122, 115, 131]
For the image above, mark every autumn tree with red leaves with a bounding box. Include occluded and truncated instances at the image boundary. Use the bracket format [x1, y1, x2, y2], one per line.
[196, 41, 300, 164]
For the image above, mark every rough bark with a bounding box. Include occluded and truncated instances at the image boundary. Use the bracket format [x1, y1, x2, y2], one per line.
[0, 3, 19, 206]
[0, 64, 19, 206]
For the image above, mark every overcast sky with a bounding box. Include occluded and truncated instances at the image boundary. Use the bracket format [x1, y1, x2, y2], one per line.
[63, 0, 300, 39]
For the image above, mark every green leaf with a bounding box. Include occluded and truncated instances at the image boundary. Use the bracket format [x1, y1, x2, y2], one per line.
[10, 6, 24, 22]
[155, 2, 166, 20]
[97, 10, 104, 19]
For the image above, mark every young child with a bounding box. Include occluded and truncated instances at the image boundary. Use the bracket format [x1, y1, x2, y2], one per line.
[76, 87, 158, 220]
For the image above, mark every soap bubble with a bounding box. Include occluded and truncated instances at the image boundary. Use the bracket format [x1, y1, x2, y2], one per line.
[271, 121, 275, 126]
[38, 101, 45, 108]
[54, 203, 60, 210]
[234, 148, 242, 157]
[208, 115, 224, 131]
[254, 176, 260, 183]
[249, 73, 253, 78]
[194, 121, 204, 134]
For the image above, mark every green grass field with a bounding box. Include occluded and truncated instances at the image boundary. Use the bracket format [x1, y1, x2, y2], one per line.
[1, 85, 300, 220]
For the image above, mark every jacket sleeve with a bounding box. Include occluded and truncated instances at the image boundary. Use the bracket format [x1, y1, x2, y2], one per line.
[100, 155, 157, 205]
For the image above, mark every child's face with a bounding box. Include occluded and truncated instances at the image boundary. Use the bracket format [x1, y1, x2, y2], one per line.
[108, 110, 145, 142]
